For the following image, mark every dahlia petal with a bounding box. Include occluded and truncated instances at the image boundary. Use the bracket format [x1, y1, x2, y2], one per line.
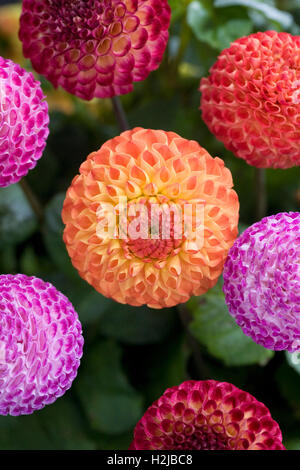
[223, 212, 300, 352]
[62, 128, 239, 308]
[0, 274, 83, 416]
[0, 57, 49, 187]
[200, 30, 300, 168]
[130, 380, 285, 450]
[19, 0, 171, 100]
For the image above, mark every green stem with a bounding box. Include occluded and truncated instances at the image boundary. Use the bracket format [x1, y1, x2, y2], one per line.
[255, 168, 267, 220]
[172, 18, 191, 74]
[19, 178, 44, 223]
[178, 304, 210, 379]
[111, 96, 130, 132]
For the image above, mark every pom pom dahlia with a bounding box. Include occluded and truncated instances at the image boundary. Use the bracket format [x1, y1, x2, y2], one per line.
[223, 212, 300, 352]
[0, 274, 83, 416]
[19, 0, 171, 100]
[130, 380, 285, 450]
[200, 31, 300, 169]
[62, 128, 239, 308]
[0, 57, 49, 187]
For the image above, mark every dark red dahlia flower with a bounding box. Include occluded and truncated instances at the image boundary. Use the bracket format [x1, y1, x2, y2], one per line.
[200, 31, 300, 169]
[19, 0, 171, 100]
[130, 380, 285, 450]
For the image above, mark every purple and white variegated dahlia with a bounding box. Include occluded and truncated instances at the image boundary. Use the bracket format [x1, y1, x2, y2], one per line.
[0, 274, 83, 416]
[19, 0, 171, 100]
[223, 212, 300, 352]
[0, 57, 49, 187]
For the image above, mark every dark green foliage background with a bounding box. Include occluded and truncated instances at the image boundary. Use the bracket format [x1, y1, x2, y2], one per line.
[0, 0, 300, 450]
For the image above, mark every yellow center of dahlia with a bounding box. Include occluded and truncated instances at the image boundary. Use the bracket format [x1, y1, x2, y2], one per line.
[120, 196, 185, 262]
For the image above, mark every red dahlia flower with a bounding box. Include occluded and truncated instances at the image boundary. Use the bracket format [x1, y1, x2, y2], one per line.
[19, 0, 171, 100]
[200, 31, 300, 169]
[130, 380, 285, 450]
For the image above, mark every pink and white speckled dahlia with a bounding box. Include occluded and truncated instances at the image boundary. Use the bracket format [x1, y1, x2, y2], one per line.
[223, 212, 300, 352]
[130, 380, 285, 450]
[19, 0, 171, 100]
[0, 57, 49, 187]
[0, 274, 83, 416]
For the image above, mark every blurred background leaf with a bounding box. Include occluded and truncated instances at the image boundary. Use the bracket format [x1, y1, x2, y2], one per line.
[75, 341, 143, 435]
[187, 281, 274, 366]
[286, 351, 300, 375]
[0, 184, 37, 246]
[215, 0, 294, 29]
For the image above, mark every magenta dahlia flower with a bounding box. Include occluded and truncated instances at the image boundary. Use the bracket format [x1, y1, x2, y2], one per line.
[130, 380, 285, 450]
[0, 274, 83, 416]
[0, 57, 49, 187]
[223, 212, 300, 352]
[19, 0, 171, 100]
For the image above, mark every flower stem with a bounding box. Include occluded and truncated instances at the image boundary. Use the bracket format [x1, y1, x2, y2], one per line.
[178, 304, 210, 379]
[19, 179, 44, 223]
[255, 168, 267, 220]
[111, 96, 130, 132]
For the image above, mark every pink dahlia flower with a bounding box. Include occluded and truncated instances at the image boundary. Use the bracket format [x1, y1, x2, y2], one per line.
[130, 380, 285, 450]
[200, 31, 300, 169]
[223, 212, 300, 352]
[0, 56, 49, 187]
[19, 0, 171, 100]
[0, 274, 83, 416]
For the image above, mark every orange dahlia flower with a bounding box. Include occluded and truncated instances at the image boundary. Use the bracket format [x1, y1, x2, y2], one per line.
[200, 31, 300, 169]
[62, 128, 239, 308]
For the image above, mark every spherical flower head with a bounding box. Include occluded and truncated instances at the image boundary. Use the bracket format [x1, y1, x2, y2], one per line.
[62, 127, 239, 308]
[0, 274, 84, 416]
[200, 31, 300, 169]
[19, 0, 171, 100]
[130, 380, 285, 450]
[223, 212, 300, 352]
[0, 56, 49, 187]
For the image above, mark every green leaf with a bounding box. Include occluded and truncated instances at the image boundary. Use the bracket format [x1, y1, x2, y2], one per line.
[43, 192, 77, 280]
[76, 340, 143, 435]
[214, 0, 293, 29]
[187, 1, 253, 50]
[187, 1, 217, 49]
[142, 334, 188, 404]
[0, 413, 52, 450]
[37, 398, 96, 450]
[96, 431, 133, 450]
[0, 246, 17, 273]
[0, 398, 95, 450]
[20, 246, 41, 276]
[169, 0, 192, 22]
[188, 281, 274, 366]
[285, 351, 300, 375]
[99, 304, 176, 345]
[276, 363, 300, 418]
[285, 437, 300, 450]
[0, 184, 37, 246]
[77, 290, 114, 326]
[215, 19, 252, 46]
